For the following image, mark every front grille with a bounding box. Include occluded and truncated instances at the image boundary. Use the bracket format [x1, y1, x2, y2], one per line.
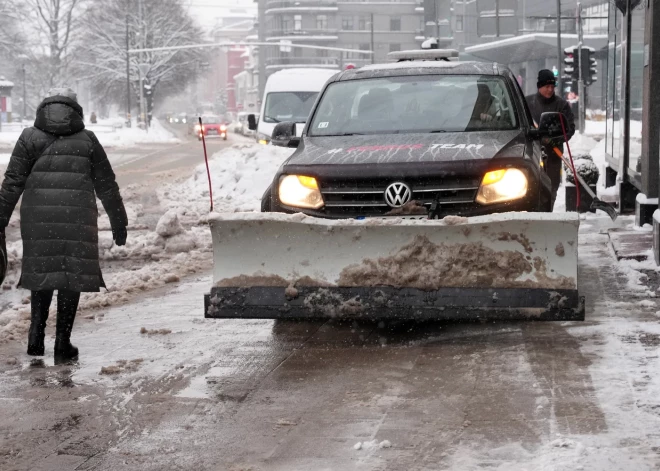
[319, 178, 480, 216]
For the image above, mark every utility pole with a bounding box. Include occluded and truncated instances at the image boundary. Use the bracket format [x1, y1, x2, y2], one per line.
[370, 13, 375, 64]
[556, 0, 562, 92]
[577, 2, 585, 134]
[125, 13, 131, 127]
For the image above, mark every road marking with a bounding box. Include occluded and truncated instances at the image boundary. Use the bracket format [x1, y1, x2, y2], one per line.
[114, 142, 190, 169]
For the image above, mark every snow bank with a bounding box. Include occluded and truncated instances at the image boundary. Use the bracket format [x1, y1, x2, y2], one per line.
[0, 118, 179, 150]
[95, 118, 180, 148]
[0, 232, 212, 342]
[158, 143, 295, 218]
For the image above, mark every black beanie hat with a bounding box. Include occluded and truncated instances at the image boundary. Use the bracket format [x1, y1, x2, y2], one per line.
[537, 69, 556, 88]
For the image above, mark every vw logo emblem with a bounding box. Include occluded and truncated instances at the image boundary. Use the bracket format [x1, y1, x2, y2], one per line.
[384, 182, 412, 208]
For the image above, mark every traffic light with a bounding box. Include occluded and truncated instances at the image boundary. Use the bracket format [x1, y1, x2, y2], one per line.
[580, 47, 598, 85]
[563, 46, 579, 81]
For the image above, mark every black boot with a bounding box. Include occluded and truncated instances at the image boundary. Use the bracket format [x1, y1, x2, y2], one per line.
[54, 290, 81, 364]
[27, 291, 53, 356]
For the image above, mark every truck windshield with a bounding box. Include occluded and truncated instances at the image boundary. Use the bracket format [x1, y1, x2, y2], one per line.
[309, 75, 518, 136]
[263, 92, 319, 123]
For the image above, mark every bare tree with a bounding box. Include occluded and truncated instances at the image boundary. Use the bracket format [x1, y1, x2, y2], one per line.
[8, 0, 85, 100]
[0, 0, 23, 57]
[76, 0, 207, 113]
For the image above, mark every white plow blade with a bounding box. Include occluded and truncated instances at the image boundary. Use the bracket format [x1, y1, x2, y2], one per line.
[209, 212, 579, 291]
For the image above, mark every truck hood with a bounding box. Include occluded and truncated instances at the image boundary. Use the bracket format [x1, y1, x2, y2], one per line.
[288, 130, 526, 166]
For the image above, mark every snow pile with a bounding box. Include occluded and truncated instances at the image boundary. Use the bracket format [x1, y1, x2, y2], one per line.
[0, 248, 212, 342]
[0, 207, 212, 343]
[158, 143, 294, 217]
[94, 118, 180, 149]
[0, 118, 179, 150]
[156, 210, 184, 237]
[338, 234, 575, 290]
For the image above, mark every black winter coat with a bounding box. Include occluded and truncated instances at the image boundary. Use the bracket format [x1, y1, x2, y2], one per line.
[0, 97, 127, 292]
[525, 92, 576, 152]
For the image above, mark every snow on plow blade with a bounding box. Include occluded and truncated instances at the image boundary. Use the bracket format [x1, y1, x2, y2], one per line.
[205, 212, 584, 321]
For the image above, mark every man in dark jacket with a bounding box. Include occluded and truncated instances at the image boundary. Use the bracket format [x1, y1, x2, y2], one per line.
[0, 87, 128, 363]
[526, 70, 576, 210]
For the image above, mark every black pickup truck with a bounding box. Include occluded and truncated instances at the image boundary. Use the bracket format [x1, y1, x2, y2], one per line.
[260, 50, 564, 219]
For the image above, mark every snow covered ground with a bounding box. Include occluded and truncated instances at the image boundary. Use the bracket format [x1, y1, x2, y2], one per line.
[158, 143, 294, 218]
[0, 143, 294, 343]
[0, 117, 179, 150]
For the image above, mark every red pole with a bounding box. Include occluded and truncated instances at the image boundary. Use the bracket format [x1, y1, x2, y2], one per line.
[199, 116, 214, 212]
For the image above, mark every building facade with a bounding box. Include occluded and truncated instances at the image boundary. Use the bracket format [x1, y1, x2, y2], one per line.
[259, 0, 425, 77]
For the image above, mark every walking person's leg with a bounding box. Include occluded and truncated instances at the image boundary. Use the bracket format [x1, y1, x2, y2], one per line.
[54, 290, 81, 363]
[27, 290, 54, 356]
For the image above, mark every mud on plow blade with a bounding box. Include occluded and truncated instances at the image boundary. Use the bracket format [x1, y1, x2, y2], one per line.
[205, 212, 584, 322]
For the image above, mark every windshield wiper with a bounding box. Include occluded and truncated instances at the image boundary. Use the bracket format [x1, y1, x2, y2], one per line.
[430, 130, 447, 133]
[264, 116, 281, 123]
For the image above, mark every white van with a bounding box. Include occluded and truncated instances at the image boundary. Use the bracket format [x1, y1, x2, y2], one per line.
[249, 68, 338, 144]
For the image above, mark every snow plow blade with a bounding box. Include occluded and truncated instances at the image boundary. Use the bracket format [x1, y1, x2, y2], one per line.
[205, 212, 584, 322]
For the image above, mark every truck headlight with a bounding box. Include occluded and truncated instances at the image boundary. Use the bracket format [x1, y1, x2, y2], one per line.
[258, 133, 270, 145]
[476, 168, 528, 205]
[279, 175, 324, 209]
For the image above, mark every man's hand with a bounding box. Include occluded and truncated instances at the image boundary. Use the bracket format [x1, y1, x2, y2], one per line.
[480, 113, 493, 122]
[541, 136, 564, 147]
[112, 226, 127, 246]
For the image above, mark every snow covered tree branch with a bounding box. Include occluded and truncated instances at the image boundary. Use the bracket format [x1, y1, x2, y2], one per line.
[75, 0, 207, 110]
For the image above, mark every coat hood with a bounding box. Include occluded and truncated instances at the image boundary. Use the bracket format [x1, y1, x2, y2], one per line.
[34, 96, 85, 136]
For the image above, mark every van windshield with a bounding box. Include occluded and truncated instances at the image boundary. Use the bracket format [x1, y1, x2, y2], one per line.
[263, 92, 319, 123]
[309, 75, 518, 136]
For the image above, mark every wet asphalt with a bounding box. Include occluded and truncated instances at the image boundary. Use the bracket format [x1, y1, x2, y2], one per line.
[1, 218, 660, 470]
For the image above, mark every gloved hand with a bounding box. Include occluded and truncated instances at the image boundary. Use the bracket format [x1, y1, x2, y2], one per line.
[541, 136, 564, 147]
[112, 226, 127, 246]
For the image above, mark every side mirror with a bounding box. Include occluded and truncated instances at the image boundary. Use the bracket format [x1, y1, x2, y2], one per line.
[247, 114, 257, 131]
[537, 111, 564, 139]
[272, 122, 300, 148]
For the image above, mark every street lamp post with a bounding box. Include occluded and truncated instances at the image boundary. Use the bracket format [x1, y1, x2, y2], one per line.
[22, 64, 26, 122]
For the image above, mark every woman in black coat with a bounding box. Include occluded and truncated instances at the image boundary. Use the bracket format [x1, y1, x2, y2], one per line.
[0, 88, 128, 363]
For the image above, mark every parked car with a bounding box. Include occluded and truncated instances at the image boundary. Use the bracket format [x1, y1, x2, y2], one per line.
[195, 115, 228, 141]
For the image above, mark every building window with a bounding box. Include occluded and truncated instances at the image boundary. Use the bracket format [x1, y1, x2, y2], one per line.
[317, 15, 328, 30]
[294, 15, 302, 31]
[389, 43, 401, 53]
[456, 15, 464, 32]
[317, 48, 329, 57]
[358, 16, 368, 30]
[390, 18, 401, 31]
[342, 16, 354, 30]
[282, 18, 290, 32]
